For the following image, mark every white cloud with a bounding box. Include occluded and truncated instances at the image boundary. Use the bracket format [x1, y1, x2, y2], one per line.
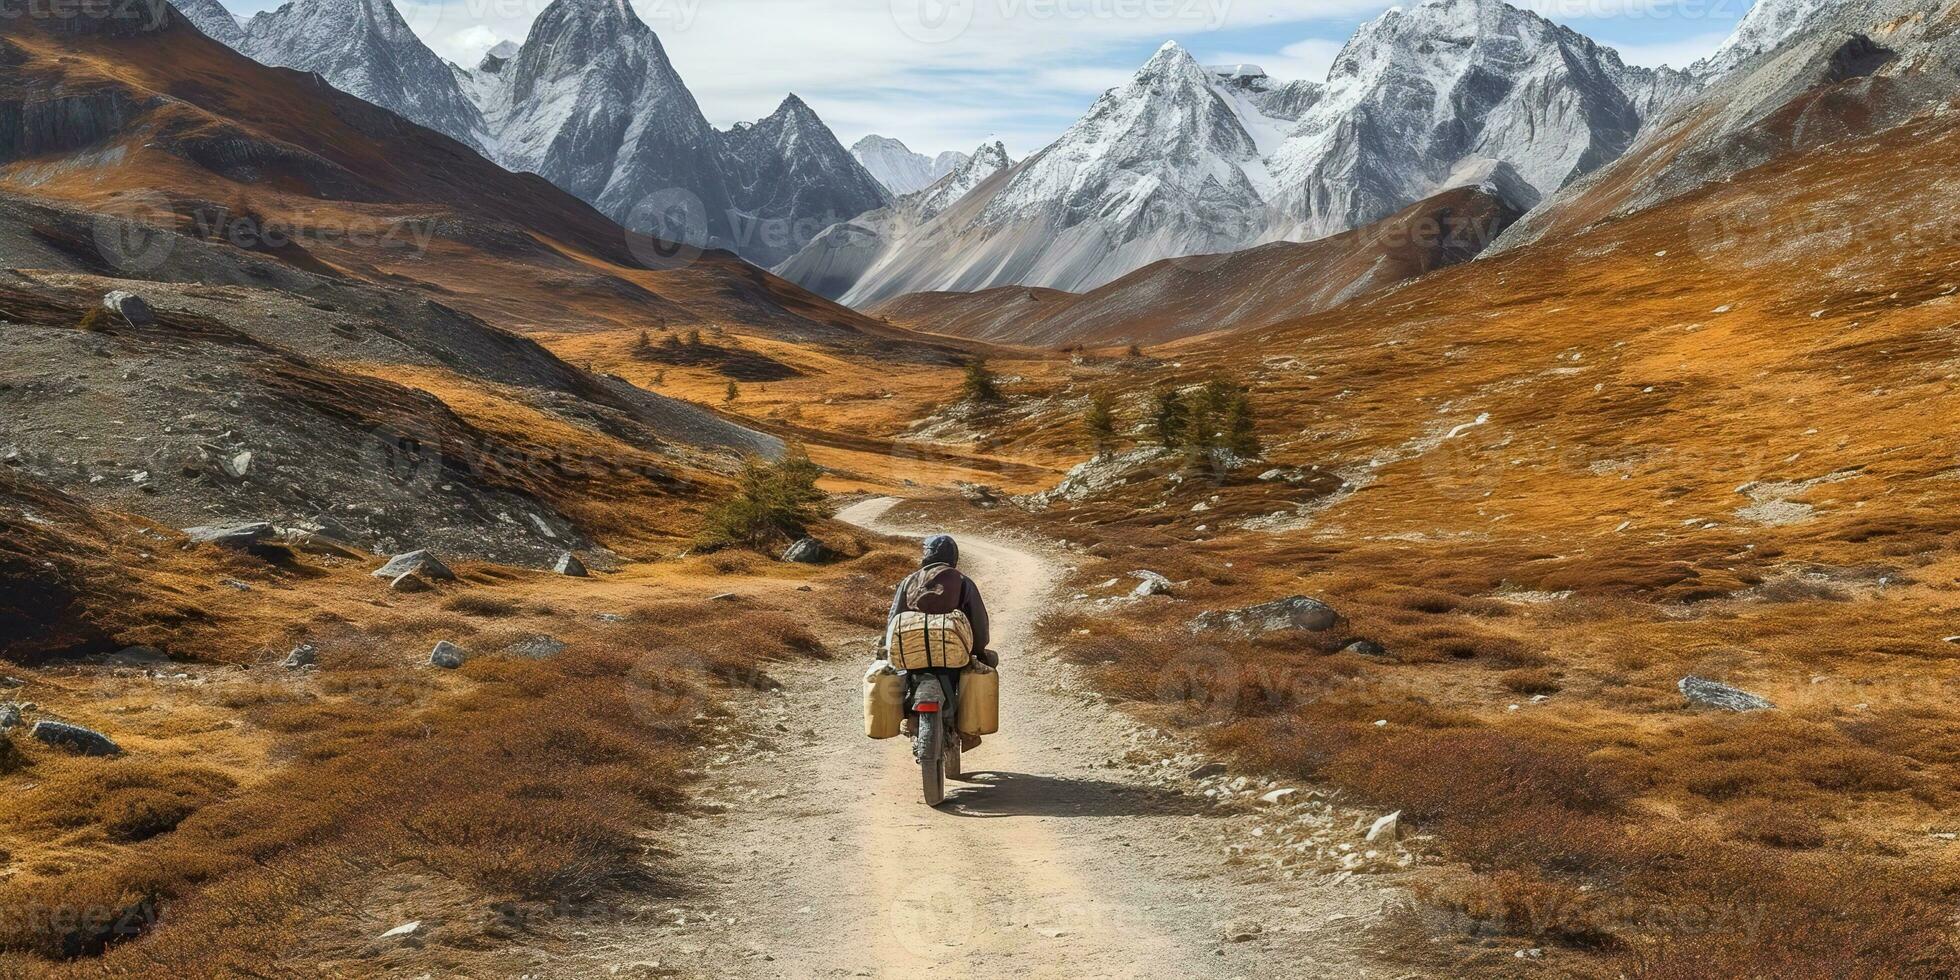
[1204, 36, 1344, 83]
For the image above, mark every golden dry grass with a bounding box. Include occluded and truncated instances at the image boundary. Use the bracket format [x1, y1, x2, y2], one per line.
[877, 109, 1960, 976]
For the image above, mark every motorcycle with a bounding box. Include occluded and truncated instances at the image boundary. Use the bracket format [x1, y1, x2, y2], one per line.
[905, 666, 963, 807]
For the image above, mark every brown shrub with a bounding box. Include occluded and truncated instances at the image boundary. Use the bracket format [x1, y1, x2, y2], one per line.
[1726, 801, 1826, 850]
[1501, 668, 1562, 695]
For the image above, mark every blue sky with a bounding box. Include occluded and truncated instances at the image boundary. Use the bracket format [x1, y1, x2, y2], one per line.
[224, 0, 1753, 157]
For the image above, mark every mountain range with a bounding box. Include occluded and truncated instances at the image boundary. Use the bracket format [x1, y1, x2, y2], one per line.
[179, 0, 1873, 327]
[779, 0, 1703, 305]
[208, 0, 889, 268]
[850, 136, 970, 195]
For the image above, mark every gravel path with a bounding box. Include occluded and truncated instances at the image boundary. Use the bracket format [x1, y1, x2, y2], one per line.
[572, 497, 1437, 979]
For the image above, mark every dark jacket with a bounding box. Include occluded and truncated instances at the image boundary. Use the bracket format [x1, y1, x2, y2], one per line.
[885, 534, 990, 655]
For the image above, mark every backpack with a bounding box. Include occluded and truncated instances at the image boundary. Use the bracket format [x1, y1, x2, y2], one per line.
[904, 564, 964, 615]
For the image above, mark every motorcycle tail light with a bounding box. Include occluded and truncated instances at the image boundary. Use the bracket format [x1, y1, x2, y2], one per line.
[915, 702, 941, 713]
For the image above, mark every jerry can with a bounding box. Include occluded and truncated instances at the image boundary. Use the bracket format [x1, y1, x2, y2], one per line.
[958, 662, 999, 736]
[864, 663, 903, 739]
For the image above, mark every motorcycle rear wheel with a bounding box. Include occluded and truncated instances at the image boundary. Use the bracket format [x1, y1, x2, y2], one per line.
[918, 713, 946, 807]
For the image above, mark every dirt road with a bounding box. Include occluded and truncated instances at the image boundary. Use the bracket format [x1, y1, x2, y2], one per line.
[581, 498, 1430, 979]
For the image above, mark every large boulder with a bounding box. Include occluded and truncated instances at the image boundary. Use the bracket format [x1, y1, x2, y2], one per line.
[1191, 596, 1340, 634]
[430, 641, 466, 669]
[102, 290, 155, 325]
[0, 703, 20, 731]
[1130, 570, 1173, 598]
[183, 522, 276, 548]
[780, 538, 829, 564]
[374, 550, 455, 582]
[283, 644, 318, 669]
[31, 720, 121, 756]
[553, 552, 588, 577]
[1679, 676, 1774, 712]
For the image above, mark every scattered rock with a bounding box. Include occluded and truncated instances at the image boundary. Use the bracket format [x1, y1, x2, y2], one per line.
[506, 636, 566, 660]
[1191, 595, 1339, 634]
[106, 645, 168, 666]
[390, 572, 432, 593]
[1258, 787, 1299, 805]
[780, 538, 829, 564]
[373, 549, 455, 582]
[1342, 639, 1387, 657]
[0, 677, 20, 689]
[102, 290, 155, 325]
[1188, 762, 1227, 779]
[708, 593, 740, 602]
[0, 703, 19, 731]
[278, 528, 365, 559]
[1679, 676, 1773, 712]
[378, 921, 422, 940]
[183, 522, 276, 548]
[1219, 921, 1263, 942]
[955, 482, 1003, 507]
[1366, 811, 1402, 842]
[220, 450, 253, 480]
[30, 720, 121, 756]
[1130, 570, 1173, 598]
[553, 552, 589, 577]
[283, 644, 318, 669]
[430, 641, 467, 669]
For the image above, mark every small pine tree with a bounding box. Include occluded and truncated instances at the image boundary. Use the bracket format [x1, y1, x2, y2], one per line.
[684, 328, 704, 347]
[633, 330, 654, 356]
[961, 357, 1002, 403]
[661, 332, 683, 350]
[1151, 387, 1187, 448]
[724, 381, 739, 403]
[651, 369, 667, 387]
[1125, 343, 1144, 359]
[699, 448, 828, 550]
[1220, 385, 1261, 458]
[1083, 391, 1117, 454]
[1181, 382, 1226, 453]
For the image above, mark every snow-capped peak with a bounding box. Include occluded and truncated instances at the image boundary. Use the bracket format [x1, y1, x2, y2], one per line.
[912, 140, 1011, 218]
[240, 0, 488, 150]
[172, 0, 242, 45]
[779, 0, 1697, 306]
[853, 135, 968, 195]
[1698, 0, 1843, 75]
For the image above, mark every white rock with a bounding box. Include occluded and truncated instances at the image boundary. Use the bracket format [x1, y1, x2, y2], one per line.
[379, 921, 422, 939]
[1258, 787, 1298, 805]
[1365, 811, 1402, 842]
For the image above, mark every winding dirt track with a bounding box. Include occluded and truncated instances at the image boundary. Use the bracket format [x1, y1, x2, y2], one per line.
[590, 498, 1420, 979]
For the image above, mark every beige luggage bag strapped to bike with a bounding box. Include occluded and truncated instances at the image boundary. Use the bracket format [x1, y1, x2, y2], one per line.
[887, 609, 973, 670]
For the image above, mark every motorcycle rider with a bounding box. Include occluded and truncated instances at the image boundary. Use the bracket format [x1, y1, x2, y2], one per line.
[882, 534, 993, 748]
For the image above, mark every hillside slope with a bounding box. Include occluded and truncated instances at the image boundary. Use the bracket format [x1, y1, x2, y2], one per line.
[870, 186, 1524, 348]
